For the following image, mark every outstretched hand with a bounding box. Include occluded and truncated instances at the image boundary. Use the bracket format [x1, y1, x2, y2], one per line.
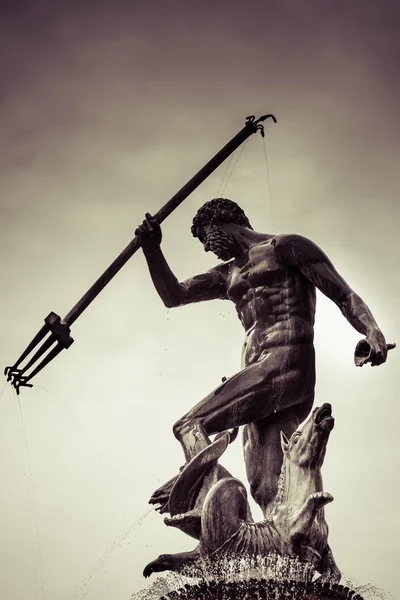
[354, 332, 396, 367]
[135, 213, 162, 250]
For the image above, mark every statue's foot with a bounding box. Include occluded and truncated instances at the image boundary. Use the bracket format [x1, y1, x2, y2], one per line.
[307, 491, 334, 508]
[164, 509, 202, 530]
[149, 466, 185, 513]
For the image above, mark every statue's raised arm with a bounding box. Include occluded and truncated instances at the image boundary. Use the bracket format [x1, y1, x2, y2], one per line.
[136, 213, 228, 308]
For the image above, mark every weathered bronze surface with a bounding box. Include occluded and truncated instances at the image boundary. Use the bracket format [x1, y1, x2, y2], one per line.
[137, 198, 391, 514]
[137, 198, 393, 592]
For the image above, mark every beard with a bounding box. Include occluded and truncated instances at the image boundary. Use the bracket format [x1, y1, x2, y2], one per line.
[204, 227, 237, 260]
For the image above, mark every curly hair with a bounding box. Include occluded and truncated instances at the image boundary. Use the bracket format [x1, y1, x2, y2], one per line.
[191, 198, 252, 241]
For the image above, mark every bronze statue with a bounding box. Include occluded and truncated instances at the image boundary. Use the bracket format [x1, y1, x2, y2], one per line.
[144, 404, 340, 583]
[136, 198, 392, 519]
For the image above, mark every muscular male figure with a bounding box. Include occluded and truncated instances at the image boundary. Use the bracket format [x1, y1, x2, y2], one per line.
[136, 198, 389, 516]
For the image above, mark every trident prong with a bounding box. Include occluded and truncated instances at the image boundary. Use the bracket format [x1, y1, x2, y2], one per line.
[246, 114, 277, 137]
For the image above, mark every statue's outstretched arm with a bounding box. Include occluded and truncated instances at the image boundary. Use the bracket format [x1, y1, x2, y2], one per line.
[275, 234, 390, 366]
[136, 213, 228, 307]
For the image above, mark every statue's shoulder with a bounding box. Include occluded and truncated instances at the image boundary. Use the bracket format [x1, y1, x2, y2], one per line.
[272, 234, 323, 262]
[273, 233, 314, 248]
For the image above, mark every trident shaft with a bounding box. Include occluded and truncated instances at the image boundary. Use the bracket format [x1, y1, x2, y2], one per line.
[5, 113, 277, 393]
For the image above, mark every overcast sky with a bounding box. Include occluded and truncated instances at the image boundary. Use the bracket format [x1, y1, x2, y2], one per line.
[0, 1, 399, 599]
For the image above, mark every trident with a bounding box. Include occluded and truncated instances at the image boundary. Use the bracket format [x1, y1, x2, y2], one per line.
[5, 113, 277, 393]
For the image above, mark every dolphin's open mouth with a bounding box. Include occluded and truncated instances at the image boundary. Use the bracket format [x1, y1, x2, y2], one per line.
[314, 403, 334, 428]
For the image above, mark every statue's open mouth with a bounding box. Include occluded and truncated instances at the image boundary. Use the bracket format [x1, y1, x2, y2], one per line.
[314, 403, 334, 429]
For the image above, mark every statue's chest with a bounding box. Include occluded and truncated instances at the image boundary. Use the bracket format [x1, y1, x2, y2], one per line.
[227, 242, 287, 300]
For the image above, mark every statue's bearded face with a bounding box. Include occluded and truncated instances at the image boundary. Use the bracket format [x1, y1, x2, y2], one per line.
[199, 224, 238, 261]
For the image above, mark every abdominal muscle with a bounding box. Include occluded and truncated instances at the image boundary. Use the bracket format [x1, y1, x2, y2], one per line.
[238, 286, 315, 369]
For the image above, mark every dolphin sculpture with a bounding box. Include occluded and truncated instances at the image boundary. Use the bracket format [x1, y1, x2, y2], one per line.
[144, 404, 340, 583]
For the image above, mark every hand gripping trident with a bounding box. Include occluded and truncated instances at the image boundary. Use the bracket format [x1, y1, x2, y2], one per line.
[5, 113, 277, 393]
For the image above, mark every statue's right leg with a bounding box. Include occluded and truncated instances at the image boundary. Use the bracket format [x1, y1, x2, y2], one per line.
[173, 346, 315, 463]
